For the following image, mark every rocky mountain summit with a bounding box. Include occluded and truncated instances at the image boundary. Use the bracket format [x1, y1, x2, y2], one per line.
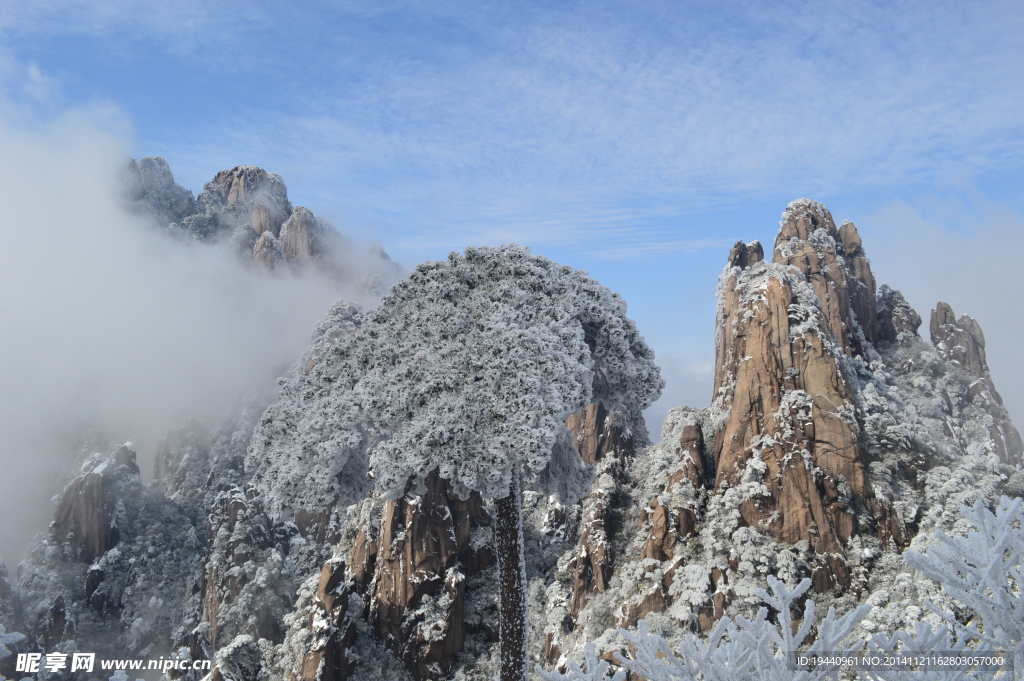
[1, 199, 1021, 681]
[125, 158, 399, 293]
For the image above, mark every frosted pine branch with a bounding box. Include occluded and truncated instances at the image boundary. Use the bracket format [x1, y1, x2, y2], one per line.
[539, 576, 870, 681]
[903, 495, 1024, 678]
[535, 642, 627, 681]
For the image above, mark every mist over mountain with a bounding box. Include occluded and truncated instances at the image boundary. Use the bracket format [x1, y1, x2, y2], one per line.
[1, 147, 1020, 680]
[0, 118, 400, 569]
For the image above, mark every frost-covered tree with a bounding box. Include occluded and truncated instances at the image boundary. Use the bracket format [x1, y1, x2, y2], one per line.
[541, 497, 1024, 681]
[346, 245, 662, 681]
[0, 623, 25, 672]
[537, 577, 870, 681]
[903, 496, 1024, 678]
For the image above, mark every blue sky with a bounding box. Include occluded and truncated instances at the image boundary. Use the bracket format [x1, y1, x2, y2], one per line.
[1, 0, 1023, 433]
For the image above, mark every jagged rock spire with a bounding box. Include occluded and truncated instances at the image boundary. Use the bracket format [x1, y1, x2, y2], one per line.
[715, 245, 875, 590]
[877, 285, 922, 341]
[712, 200, 911, 591]
[772, 199, 877, 357]
[930, 302, 1023, 464]
[200, 165, 293, 237]
[930, 302, 989, 376]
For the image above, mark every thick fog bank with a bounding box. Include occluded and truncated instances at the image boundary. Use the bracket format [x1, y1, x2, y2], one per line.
[0, 112, 371, 566]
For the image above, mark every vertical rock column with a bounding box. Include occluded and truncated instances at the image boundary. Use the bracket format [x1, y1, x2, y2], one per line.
[772, 201, 876, 357]
[366, 471, 493, 681]
[713, 206, 880, 590]
[565, 404, 634, 615]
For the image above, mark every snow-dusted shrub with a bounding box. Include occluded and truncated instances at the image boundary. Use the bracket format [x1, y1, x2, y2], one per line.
[357, 245, 662, 681]
[538, 576, 870, 681]
[0, 623, 25, 662]
[903, 496, 1023, 676]
[536, 642, 626, 681]
[543, 496, 1024, 681]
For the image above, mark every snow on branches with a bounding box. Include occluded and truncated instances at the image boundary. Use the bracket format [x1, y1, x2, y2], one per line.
[354, 245, 662, 502]
[0, 623, 24, 660]
[903, 496, 1024, 675]
[249, 245, 662, 514]
[540, 496, 1024, 681]
[538, 577, 870, 681]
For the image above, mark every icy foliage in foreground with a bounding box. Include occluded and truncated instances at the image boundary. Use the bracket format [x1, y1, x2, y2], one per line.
[539, 576, 870, 681]
[539, 497, 1024, 681]
[903, 496, 1024, 675]
[249, 246, 662, 515]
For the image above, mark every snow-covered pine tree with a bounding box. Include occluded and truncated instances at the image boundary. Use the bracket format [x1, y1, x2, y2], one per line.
[903, 496, 1024, 678]
[345, 245, 662, 681]
[541, 497, 1024, 681]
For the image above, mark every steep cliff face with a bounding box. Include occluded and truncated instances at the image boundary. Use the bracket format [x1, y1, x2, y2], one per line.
[199, 166, 293, 238]
[771, 202, 874, 357]
[280, 207, 328, 263]
[708, 201, 924, 594]
[365, 472, 493, 680]
[876, 285, 922, 342]
[16, 444, 202, 669]
[125, 156, 197, 226]
[713, 236, 878, 590]
[534, 200, 1022, 675]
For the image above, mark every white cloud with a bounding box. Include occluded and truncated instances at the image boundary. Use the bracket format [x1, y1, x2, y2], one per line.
[108, 0, 1022, 257]
[5, 1, 1020, 260]
[643, 353, 714, 441]
[0, 98, 366, 566]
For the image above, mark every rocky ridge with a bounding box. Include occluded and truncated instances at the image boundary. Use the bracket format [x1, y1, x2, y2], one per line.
[2, 198, 1021, 681]
[125, 158, 399, 293]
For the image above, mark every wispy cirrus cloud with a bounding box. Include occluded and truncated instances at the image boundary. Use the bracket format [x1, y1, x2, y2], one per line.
[3, 7, 1021, 294]
[4, 0, 1019, 260]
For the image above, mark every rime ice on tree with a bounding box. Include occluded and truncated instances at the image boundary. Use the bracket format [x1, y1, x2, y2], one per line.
[315, 245, 662, 681]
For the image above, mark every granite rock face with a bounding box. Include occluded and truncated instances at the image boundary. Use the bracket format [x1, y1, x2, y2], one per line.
[930, 302, 1023, 465]
[11, 196, 1024, 681]
[713, 233, 879, 589]
[125, 157, 401, 293]
[564, 403, 633, 615]
[125, 156, 197, 226]
[253, 231, 286, 270]
[877, 284, 922, 342]
[365, 471, 492, 680]
[16, 444, 201, 671]
[50, 443, 139, 563]
[931, 302, 990, 377]
[199, 166, 293, 238]
[298, 559, 357, 681]
[772, 200, 874, 357]
[280, 207, 326, 263]
[200, 486, 288, 650]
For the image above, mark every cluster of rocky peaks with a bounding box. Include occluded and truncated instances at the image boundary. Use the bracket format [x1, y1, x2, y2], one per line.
[539, 201, 1023, 668]
[3, 199, 1023, 681]
[125, 157, 398, 289]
